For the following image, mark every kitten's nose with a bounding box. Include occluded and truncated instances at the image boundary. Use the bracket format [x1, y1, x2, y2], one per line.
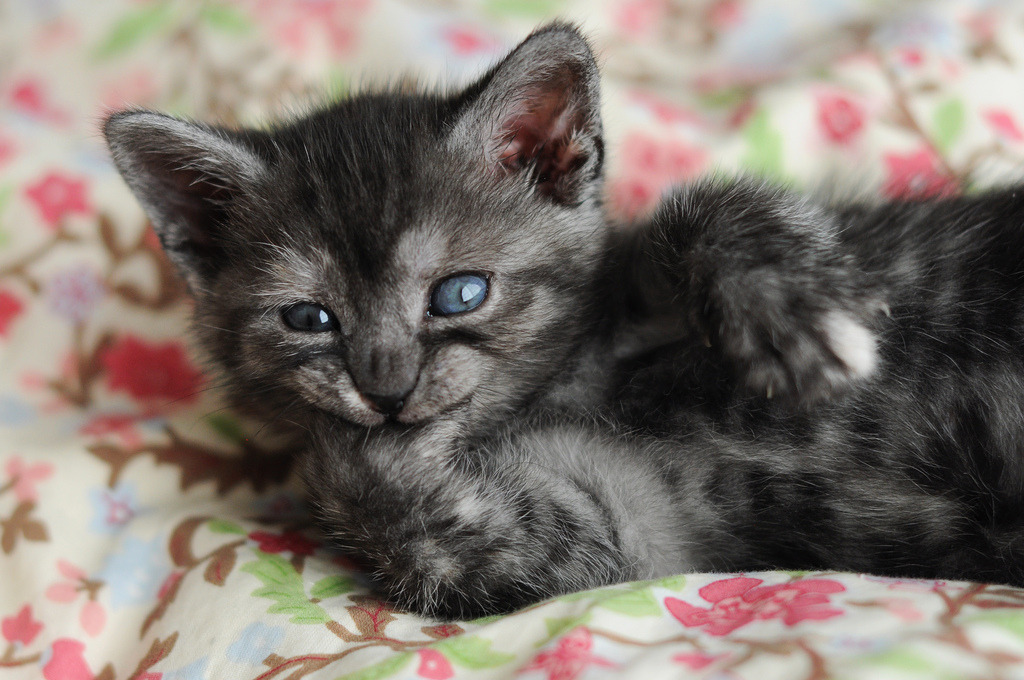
[349, 342, 420, 416]
[362, 389, 412, 416]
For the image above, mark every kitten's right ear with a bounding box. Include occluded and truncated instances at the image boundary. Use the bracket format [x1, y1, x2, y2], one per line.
[103, 111, 268, 293]
[450, 23, 603, 205]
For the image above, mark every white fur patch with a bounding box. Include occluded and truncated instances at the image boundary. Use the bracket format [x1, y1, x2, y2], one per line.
[455, 494, 487, 522]
[822, 311, 877, 379]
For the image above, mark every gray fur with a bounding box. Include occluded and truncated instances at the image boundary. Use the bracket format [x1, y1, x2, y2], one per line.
[105, 23, 1024, 620]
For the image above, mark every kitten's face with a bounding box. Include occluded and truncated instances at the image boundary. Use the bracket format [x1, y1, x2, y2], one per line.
[193, 122, 605, 428]
[105, 25, 606, 431]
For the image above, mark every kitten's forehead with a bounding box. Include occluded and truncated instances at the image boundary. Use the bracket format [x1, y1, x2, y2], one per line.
[393, 226, 446, 278]
[258, 90, 605, 297]
[253, 221, 444, 300]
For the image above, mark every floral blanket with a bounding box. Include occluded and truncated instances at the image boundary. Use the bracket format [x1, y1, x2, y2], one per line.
[4, 1, 1024, 679]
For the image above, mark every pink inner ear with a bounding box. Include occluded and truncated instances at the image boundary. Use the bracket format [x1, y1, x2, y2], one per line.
[494, 122, 532, 172]
[492, 85, 584, 185]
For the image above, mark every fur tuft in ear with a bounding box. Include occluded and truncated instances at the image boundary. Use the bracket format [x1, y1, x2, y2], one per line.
[103, 111, 268, 292]
[451, 23, 603, 205]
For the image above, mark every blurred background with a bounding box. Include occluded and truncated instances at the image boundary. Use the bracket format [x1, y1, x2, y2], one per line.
[4, 0, 1023, 227]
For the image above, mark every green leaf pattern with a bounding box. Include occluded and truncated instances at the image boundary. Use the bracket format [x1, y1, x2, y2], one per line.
[241, 552, 331, 624]
[93, 2, 177, 59]
[310, 575, 357, 600]
[434, 636, 515, 669]
[933, 98, 966, 153]
[741, 108, 786, 181]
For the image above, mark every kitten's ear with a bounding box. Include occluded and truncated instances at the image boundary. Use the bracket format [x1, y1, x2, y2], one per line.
[103, 110, 268, 292]
[450, 23, 603, 204]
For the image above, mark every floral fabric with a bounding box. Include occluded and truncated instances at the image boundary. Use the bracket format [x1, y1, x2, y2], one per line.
[3, 1, 1024, 679]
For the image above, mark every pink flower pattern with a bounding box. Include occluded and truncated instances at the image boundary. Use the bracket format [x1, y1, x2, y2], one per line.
[614, 0, 668, 38]
[1, 605, 43, 646]
[0, 290, 25, 339]
[440, 26, 500, 56]
[100, 335, 205, 406]
[248, 530, 318, 556]
[985, 110, 1024, 143]
[417, 649, 454, 680]
[4, 456, 54, 503]
[666, 577, 846, 636]
[520, 628, 615, 680]
[24, 172, 91, 230]
[881, 148, 959, 199]
[9, 80, 69, 124]
[79, 414, 144, 448]
[878, 597, 924, 622]
[0, 135, 15, 166]
[672, 652, 727, 670]
[43, 638, 93, 680]
[628, 90, 703, 126]
[253, 0, 369, 57]
[709, 0, 743, 28]
[44, 560, 107, 637]
[817, 93, 866, 145]
[612, 132, 708, 219]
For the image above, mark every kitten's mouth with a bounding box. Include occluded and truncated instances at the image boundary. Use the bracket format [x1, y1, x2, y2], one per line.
[318, 370, 476, 428]
[357, 392, 424, 426]
[357, 394, 472, 427]
[343, 395, 429, 428]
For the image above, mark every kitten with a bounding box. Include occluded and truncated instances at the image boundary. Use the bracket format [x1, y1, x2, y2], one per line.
[105, 23, 1024, 620]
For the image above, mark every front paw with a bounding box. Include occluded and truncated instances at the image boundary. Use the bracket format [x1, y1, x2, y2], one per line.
[707, 276, 885, 406]
[649, 179, 886, 407]
[373, 533, 539, 620]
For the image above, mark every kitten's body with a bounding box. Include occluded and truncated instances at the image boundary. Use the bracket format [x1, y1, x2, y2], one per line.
[302, 184, 1024, 618]
[106, 25, 1024, 619]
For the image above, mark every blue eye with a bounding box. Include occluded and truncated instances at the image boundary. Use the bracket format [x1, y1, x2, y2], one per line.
[429, 274, 488, 316]
[282, 302, 339, 332]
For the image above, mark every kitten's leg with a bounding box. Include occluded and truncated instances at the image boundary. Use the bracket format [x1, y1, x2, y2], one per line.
[304, 419, 688, 620]
[304, 414, 1024, 619]
[632, 179, 886, 406]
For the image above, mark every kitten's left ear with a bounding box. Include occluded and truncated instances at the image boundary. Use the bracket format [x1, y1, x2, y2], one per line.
[103, 111, 269, 293]
[450, 23, 603, 204]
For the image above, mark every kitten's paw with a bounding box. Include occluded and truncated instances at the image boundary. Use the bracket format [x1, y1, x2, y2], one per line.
[712, 292, 885, 407]
[376, 537, 537, 620]
[647, 179, 887, 407]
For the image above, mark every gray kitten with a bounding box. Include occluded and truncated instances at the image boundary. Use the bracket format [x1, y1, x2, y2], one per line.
[105, 24, 1024, 620]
